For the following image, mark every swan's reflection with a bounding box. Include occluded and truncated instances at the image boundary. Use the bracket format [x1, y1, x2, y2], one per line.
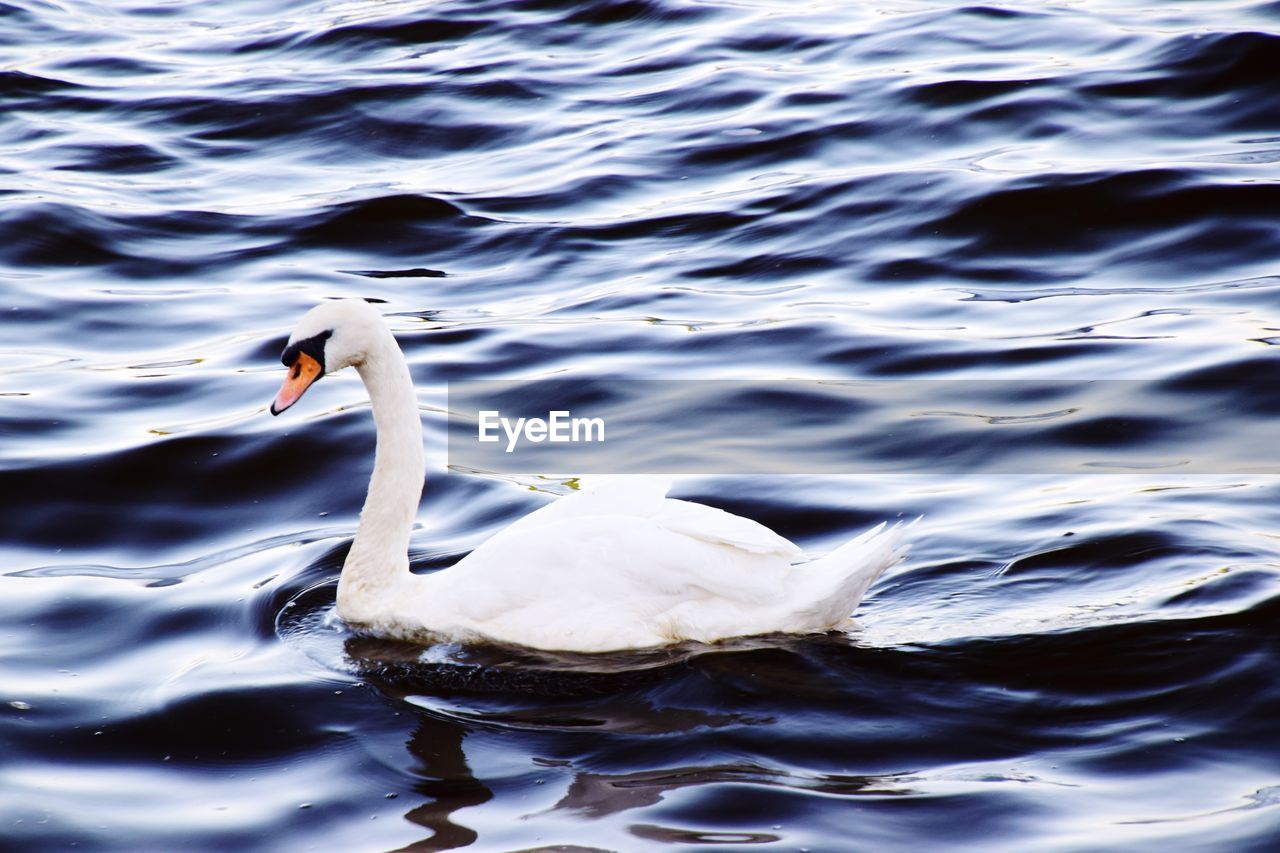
[396, 714, 492, 851]
[344, 636, 492, 851]
[342, 634, 906, 849]
[344, 634, 738, 848]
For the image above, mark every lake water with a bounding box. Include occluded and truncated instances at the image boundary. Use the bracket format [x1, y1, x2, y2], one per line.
[3, 0, 1280, 850]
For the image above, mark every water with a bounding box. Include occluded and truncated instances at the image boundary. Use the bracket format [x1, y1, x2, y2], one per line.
[3, 0, 1280, 849]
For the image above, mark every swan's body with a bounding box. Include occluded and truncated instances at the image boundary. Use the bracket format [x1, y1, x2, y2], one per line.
[271, 300, 909, 653]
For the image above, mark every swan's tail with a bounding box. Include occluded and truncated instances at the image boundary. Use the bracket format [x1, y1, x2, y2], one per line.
[793, 520, 913, 630]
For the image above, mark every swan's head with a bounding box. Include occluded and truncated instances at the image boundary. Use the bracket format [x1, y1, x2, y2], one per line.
[270, 299, 388, 416]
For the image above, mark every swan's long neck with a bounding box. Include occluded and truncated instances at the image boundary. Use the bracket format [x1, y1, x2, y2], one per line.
[335, 329, 425, 625]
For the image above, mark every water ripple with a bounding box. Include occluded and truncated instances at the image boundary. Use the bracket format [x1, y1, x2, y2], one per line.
[3, 0, 1280, 849]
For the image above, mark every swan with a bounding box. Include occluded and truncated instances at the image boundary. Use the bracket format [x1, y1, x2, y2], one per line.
[269, 299, 909, 652]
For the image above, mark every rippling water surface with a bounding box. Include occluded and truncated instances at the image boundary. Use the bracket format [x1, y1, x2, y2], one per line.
[4, 0, 1280, 849]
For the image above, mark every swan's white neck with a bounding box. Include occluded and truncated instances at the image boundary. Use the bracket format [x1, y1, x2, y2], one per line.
[335, 327, 425, 625]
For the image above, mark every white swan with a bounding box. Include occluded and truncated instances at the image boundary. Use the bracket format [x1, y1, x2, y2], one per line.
[270, 300, 909, 653]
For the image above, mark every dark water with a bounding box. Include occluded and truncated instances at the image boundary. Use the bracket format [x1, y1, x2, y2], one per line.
[4, 0, 1280, 849]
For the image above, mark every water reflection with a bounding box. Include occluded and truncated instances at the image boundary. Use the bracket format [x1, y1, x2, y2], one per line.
[400, 715, 492, 851]
[344, 640, 490, 850]
[342, 632, 917, 849]
[548, 763, 907, 820]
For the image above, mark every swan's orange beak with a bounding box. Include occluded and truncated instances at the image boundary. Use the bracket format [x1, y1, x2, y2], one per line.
[271, 351, 323, 416]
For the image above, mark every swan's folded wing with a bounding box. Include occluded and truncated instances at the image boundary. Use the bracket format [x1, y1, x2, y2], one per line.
[505, 483, 802, 561]
[577, 475, 673, 507]
[452, 509, 794, 627]
[492, 476, 672, 539]
[655, 499, 803, 560]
